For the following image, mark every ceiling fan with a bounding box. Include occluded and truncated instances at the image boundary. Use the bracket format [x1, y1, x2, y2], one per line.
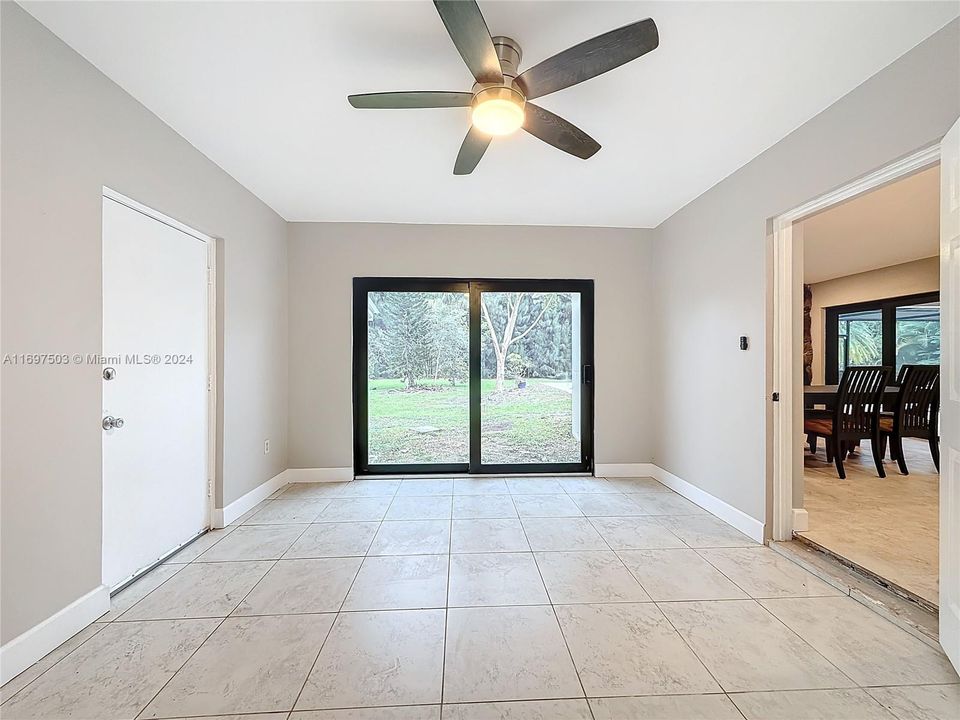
[347, 1, 659, 175]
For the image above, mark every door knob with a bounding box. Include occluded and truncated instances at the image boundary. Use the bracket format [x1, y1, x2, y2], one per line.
[103, 367, 117, 381]
[102, 416, 125, 431]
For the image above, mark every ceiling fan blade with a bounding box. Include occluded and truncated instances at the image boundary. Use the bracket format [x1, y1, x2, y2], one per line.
[348, 92, 473, 109]
[434, 0, 503, 84]
[523, 103, 600, 160]
[453, 126, 492, 175]
[516, 18, 659, 100]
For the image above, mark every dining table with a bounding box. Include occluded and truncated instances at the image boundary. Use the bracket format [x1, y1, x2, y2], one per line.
[804, 384, 900, 409]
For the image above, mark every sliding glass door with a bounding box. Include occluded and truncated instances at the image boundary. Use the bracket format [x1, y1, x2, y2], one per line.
[354, 278, 593, 475]
[825, 291, 940, 383]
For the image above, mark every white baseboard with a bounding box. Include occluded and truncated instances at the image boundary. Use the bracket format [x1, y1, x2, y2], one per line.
[0, 584, 109, 685]
[212, 469, 289, 528]
[595, 462, 765, 543]
[792, 508, 810, 532]
[285, 467, 354, 483]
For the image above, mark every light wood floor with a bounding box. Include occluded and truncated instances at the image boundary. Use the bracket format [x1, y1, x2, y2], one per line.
[799, 436, 939, 606]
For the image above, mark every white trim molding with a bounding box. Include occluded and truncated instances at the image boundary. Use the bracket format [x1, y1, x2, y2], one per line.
[285, 467, 354, 483]
[595, 463, 765, 543]
[212, 469, 289, 528]
[768, 143, 941, 541]
[0, 585, 109, 685]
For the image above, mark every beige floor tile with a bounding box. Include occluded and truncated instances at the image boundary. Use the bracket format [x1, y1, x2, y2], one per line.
[451, 519, 530, 553]
[397, 479, 454, 496]
[243, 499, 329, 524]
[230, 500, 272, 526]
[443, 605, 583, 703]
[567, 493, 647, 517]
[369, 520, 451, 555]
[454, 478, 510, 495]
[520, 517, 608, 551]
[760, 596, 959, 686]
[867, 684, 960, 720]
[555, 602, 718, 697]
[655, 515, 756, 548]
[504, 478, 565, 495]
[280, 482, 350, 499]
[164, 527, 238, 564]
[342, 555, 449, 610]
[0, 623, 105, 704]
[801, 437, 939, 605]
[164, 715, 286, 720]
[558, 478, 620, 494]
[731, 688, 896, 720]
[121, 561, 273, 620]
[99, 563, 186, 621]
[297, 609, 445, 710]
[698, 547, 842, 599]
[233, 557, 362, 615]
[535, 551, 650, 604]
[316, 497, 393, 522]
[452, 495, 517, 519]
[337, 480, 401, 498]
[142, 614, 335, 718]
[618, 549, 748, 601]
[660, 600, 853, 692]
[294, 706, 440, 720]
[283, 521, 380, 558]
[600, 477, 672, 493]
[512, 494, 583, 518]
[2, 619, 217, 719]
[589, 694, 742, 720]
[448, 553, 548, 607]
[385, 496, 453, 520]
[588, 517, 686, 550]
[442, 699, 592, 719]
[196, 524, 307, 561]
[633, 493, 708, 515]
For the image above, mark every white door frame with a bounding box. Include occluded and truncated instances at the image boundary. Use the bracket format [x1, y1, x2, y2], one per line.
[101, 187, 218, 530]
[768, 144, 942, 542]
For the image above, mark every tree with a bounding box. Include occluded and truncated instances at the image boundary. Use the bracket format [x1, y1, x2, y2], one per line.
[480, 292, 553, 392]
[369, 292, 433, 387]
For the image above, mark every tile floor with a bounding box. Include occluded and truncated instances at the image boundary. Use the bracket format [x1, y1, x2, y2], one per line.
[801, 436, 940, 605]
[2, 476, 957, 720]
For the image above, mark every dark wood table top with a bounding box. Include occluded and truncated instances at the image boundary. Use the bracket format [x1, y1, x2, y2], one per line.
[804, 385, 900, 404]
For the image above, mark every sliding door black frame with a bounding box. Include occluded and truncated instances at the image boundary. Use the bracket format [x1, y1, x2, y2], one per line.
[353, 277, 594, 476]
[824, 290, 939, 384]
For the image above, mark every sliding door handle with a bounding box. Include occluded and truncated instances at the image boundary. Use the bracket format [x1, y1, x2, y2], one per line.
[581, 365, 593, 385]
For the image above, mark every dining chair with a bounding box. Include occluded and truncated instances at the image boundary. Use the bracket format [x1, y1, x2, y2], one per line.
[879, 364, 940, 474]
[803, 365, 892, 479]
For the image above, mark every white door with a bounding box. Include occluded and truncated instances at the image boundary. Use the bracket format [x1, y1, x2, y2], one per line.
[941, 118, 960, 673]
[102, 195, 209, 589]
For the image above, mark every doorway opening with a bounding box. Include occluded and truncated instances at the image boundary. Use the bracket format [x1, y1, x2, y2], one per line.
[352, 278, 594, 475]
[769, 141, 954, 632]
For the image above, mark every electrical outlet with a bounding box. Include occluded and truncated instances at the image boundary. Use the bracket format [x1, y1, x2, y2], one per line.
[264, 439, 270, 455]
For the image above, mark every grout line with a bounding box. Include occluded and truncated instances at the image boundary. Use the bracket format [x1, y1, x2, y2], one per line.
[516, 514, 594, 717]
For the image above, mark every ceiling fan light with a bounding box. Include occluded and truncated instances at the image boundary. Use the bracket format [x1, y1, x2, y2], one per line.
[471, 86, 525, 136]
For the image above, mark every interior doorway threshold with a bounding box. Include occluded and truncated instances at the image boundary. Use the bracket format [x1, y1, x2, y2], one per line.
[770, 539, 939, 649]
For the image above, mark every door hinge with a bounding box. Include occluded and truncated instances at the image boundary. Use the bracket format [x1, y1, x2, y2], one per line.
[772, 392, 780, 402]
[207, 375, 213, 392]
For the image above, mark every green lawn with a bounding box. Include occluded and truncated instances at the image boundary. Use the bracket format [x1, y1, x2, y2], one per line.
[367, 377, 579, 465]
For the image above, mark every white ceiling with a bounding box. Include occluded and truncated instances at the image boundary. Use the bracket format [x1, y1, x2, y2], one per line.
[23, 1, 959, 227]
[802, 165, 940, 284]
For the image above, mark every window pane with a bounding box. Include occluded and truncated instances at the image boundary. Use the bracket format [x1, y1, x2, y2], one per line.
[838, 309, 882, 374]
[367, 291, 469, 464]
[896, 301, 940, 375]
[479, 291, 580, 464]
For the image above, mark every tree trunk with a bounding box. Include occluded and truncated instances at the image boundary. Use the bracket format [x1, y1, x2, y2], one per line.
[495, 353, 506, 392]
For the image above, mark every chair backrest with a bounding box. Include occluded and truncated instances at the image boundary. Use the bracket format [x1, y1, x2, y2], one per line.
[834, 365, 891, 436]
[895, 364, 940, 435]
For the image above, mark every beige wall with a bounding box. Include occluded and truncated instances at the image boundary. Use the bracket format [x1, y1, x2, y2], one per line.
[287, 223, 654, 470]
[808, 256, 940, 384]
[1, 4, 288, 643]
[650, 20, 959, 525]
